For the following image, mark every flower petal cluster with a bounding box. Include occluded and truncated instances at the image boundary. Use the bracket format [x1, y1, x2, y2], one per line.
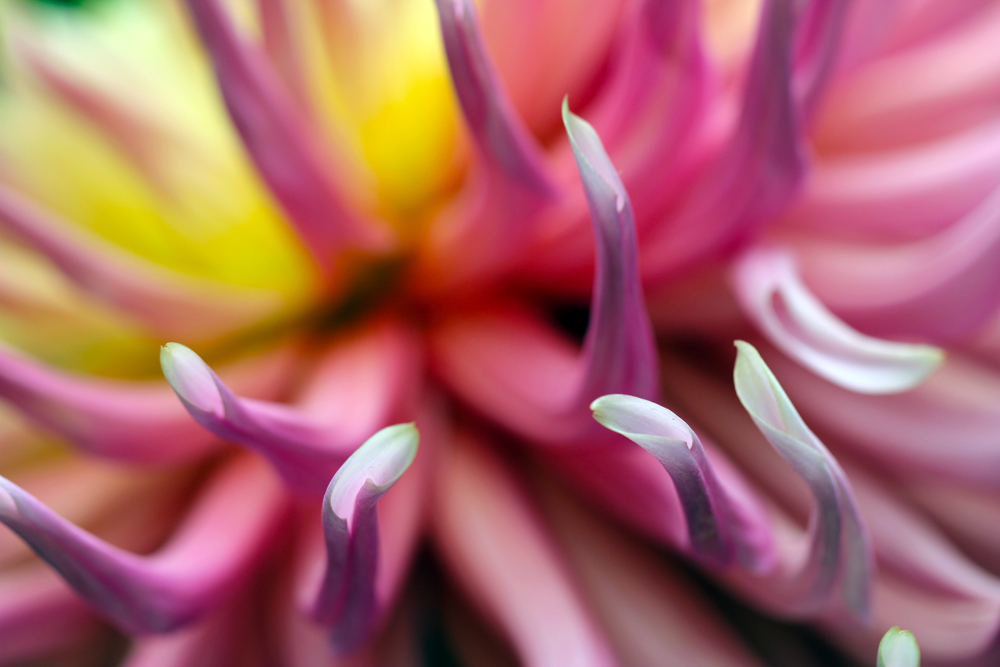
[0, 0, 993, 665]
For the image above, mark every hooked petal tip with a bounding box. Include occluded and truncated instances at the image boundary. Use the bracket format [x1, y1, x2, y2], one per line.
[326, 423, 419, 522]
[160, 343, 223, 415]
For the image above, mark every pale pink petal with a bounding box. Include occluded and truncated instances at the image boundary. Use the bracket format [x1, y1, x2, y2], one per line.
[788, 119, 1000, 241]
[184, 0, 390, 268]
[0, 341, 290, 464]
[431, 430, 617, 667]
[731, 245, 943, 393]
[0, 184, 286, 341]
[792, 182, 1000, 343]
[306, 424, 419, 655]
[768, 351, 1000, 484]
[0, 454, 287, 633]
[162, 320, 420, 494]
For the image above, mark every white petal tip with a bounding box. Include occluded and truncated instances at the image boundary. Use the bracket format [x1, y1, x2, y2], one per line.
[160, 343, 223, 414]
[878, 627, 920, 667]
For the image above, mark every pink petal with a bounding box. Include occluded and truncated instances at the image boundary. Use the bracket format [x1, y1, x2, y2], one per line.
[183, 0, 390, 268]
[642, 0, 806, 284]
[306, 424, 419, 654]
[162, 319, 420, 494]
[0, 565, 98, 665]
[0, 453, 287, 633]
[731, 245, 943, 393]
[431, 430, 617, 667]
[539, 480, 766, 667]
[0, 184, 286, 341]
[0, 341, 290, 464]
[433, 0, 554, 197]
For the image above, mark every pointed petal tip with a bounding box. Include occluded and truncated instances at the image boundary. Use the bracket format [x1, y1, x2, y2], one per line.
[879, 627, 920, 667]
[160, 343, 223, 415]
[326, 423, 419, 520]
[562, 98, 628, 212]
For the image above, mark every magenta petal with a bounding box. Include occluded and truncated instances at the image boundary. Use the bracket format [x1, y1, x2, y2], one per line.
[0, 185, 284, 341]
[433, 0, 555, 198]
[591, 394, 771, 570]
[0, 341, 290, 464]
[432, 431, 618, 667]
[643, 0, 806, 283]
[0, 454, 287, 634]
[162, 322, 418, 495]
[731, 245, 943, 393]
[733, 341, 873, 620]
[184, 0, 389, 266]
[308, 424, 418, 655]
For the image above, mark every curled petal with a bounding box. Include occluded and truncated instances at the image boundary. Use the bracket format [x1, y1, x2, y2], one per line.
[0, 454, 287, 634]
[733, 341, 873, 619]
[792, 0, 851, 121]
[433, 0, 554, 197]
[564, 101, 659, 406]
[731, 246, 943, 393]
[184, 0, 389, 267]
[591, 394, 765, 569]
[879, 627, 920, 667]
[432, 431, 617, 667]
[796, 181, 1000, 343]
[0, 342, 286, 464]
[0, 185, 284, 341]
[309, 424, 419, 654]
[432, 107, 656, 444]
[162, 321, 418, 495]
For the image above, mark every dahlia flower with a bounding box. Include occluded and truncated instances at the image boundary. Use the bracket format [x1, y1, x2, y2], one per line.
[0, 0, 988, 664]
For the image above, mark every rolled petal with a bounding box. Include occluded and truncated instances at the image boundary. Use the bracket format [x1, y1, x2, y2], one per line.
[0, 184, 285, 341]
[792, 0, 851, 121]
[183, 0, 389, 267]
[0, 454, 287, 634]
[432, 430, 617, 667]
[432, 107, 656, 444]
[879, 627, 920, 667]
[731, 245, 943, 393]
[563, 101, 659, 406]
[433, 0, 554, 197]
[733, 341, 873, 619]
[308, 423, 418, 654]
[591, 394, 764, 569]
[0, 341, 287, 464]
[643, 0, 806, 283]
[162, 321, 418, 495]
[795, 181, 1000, 343]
